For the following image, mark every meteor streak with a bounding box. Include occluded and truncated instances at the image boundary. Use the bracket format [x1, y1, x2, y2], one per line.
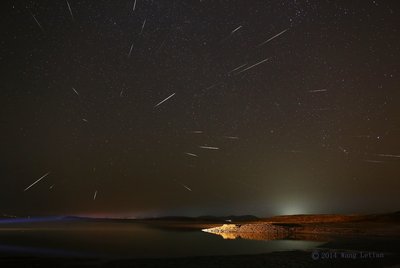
[257, 28, 288, 47]
[154, 93, 175, 108]
[24, 172, 50, 192]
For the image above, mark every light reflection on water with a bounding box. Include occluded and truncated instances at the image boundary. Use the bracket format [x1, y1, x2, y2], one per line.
[0, 221, 323, 259]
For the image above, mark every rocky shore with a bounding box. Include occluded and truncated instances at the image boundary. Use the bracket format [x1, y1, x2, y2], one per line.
[202, 223, 291, 240]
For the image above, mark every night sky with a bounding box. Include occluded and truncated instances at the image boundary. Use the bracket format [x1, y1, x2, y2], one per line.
[1, 0, 399, 218]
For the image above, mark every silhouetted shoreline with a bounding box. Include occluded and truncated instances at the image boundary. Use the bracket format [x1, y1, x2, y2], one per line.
[1, 212, 399, 267]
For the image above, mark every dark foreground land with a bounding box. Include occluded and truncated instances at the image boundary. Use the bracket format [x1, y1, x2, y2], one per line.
[0, 212, 399, 267]
[1, 247, 399, 268]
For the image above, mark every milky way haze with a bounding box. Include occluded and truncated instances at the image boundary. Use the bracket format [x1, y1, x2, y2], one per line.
[1, 0, 399, 218]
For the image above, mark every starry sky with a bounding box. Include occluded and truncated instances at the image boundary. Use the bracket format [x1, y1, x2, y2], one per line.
[1, 0, 399, 218]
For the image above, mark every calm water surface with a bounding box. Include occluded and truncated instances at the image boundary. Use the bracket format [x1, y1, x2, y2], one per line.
[0, 220, 322, 259]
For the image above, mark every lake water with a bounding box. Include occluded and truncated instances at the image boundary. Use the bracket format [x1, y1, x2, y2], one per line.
[0, 220, 322, 259]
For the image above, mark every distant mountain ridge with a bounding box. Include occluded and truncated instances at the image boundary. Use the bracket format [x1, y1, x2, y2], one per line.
[2, 212, 399, 223]
[139, 215, 259, 222]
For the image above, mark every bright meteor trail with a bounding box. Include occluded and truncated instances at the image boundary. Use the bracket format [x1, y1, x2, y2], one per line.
[24, 172, 51, 192]
[257, 28, 289, 47]
[154, 93, 176, 108]
[199, 146, 219, 150]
